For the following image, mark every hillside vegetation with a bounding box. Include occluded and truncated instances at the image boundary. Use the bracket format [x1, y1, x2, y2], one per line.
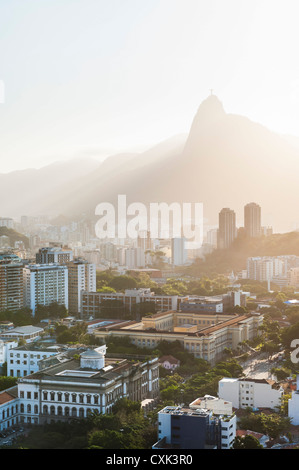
[0, 227, 29, 249]
[185, 231, 299, 277]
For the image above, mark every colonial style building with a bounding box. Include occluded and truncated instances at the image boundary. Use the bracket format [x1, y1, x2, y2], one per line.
[0, 346, 159, 429]
[93, 311, 263, 365]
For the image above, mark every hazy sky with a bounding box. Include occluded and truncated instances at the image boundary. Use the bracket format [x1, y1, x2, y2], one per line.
[1, 0, 299, 173]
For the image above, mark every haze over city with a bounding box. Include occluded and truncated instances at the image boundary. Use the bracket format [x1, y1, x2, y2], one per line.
[1, 0, 299, 173]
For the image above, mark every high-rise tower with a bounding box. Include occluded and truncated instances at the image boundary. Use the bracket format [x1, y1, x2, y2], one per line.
[217, 208, 236, 249]
[244, 202, 261, 238]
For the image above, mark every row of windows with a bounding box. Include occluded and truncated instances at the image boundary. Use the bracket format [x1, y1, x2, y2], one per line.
[2, 405, 18, 419]
[20, 390, 124, 405]
[10, 353, 48, 359]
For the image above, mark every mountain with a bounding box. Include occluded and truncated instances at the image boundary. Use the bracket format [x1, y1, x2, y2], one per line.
[3, 95, 299, 233]
[50, 94, 299, 233]
[0, 158, 100, 218]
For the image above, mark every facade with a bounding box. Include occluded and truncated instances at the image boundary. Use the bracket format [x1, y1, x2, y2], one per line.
[171, 238, 187, 266]
[217, 208, 236, 249]
[288, 375, 299, 425]
[15, 346, 159, 426]
[0, 259, 24, 312]
[93, 311, 263, 365]
[218, 377, 284, 410]
[0, 339, 18, 367]
[180, 297, 223, 313]
[7, 345, 61, 377]
[36, 246, 73, 264]
[153, 405, 236, 449]
[0, 346, 159, 430]
[244, 202, 261, 238]
[125, 247, 146, 268]
[66, 259, 96, 315]
[247, 256, 284, 282]
[180, 291, 247, 314]
[23, 264, 68, 315]
[0, 388, 20, 431]
[81, 288, 178, 318]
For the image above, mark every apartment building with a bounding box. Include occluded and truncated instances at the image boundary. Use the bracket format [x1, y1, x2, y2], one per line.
[244, 202, 261, 238]
[218, 377, 283, 410]
[153, 404, 236, 449]
[23, 264, 68, 315]
[66, 259, 96, 315]
[217, 208, 236, 249]
[36, 246, 73, 264]
[0, 257, 24, 312]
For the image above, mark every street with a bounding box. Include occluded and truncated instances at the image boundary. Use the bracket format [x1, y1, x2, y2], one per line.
[241, 351, 285, 380]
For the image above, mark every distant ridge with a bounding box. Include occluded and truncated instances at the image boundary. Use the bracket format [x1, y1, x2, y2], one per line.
[2, 95, 299, 232]
[184, 231, 299, 276]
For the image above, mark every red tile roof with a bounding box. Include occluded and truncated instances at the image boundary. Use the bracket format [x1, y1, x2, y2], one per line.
[0, 392, 15, 405]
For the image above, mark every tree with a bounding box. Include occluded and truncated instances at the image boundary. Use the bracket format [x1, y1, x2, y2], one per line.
[108, 275, 138, 291]
[233, 435, 263, 449]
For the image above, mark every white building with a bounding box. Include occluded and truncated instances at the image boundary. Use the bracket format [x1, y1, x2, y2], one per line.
[218, 377, 283, 410]
[0, 339, 18, 367]
[125, 247, 145, 268]
[36, 246, 73, 264]
[23, 264, 68, 315]
[0, 326, 44, 344]
[171, 238, 187, 266]
[189, 395, 233, 416]
[7, 345, 61, 378]
[15, 346, 159, 426]
[288, 375, 299, 425]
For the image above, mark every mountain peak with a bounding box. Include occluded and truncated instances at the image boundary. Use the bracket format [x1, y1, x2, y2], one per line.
[186, 94, 226, 143]
[196, 93, 225, 120]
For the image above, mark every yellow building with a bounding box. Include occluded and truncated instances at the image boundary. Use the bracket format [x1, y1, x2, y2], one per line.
[93, 311, 263, 365]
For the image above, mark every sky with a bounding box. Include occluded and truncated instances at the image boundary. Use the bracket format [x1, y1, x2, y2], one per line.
[1, 0, 299, 173]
